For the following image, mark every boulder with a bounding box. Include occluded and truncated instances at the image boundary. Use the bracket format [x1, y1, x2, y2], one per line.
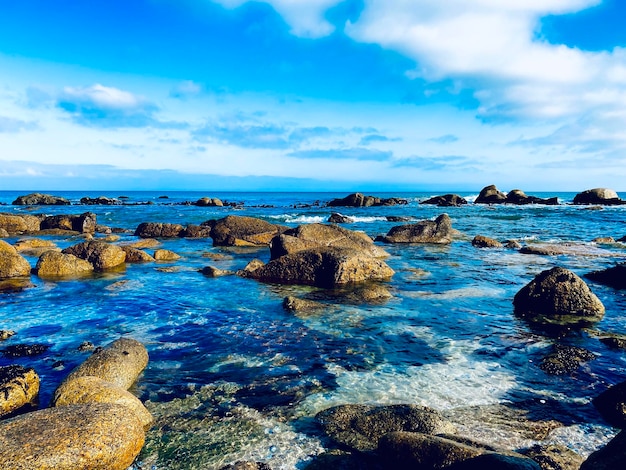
[599, 335, 626, 350]
[12, 192, 71, 205]
[328, 213, 354, 224]
[35, 251, 95, 278]
[472, 235, 503, 248]
[327, 192, 408, 207]
[0, 240, 31, 279]
[199, 266, 233, 277]
[421, 194, 468, 207]
[0, 403, 145, 470]
[520, 444, 584, 470]
[592, 380, 626, 428]
[574, 188, 626, 205]
[0, 213, 42, 234]
[80, 196, 121, 205]
[270, 223, 388, 260]
[41, 212, 97, 233]
[247, 247, 394, 288]
[183, 224, 212, 238]
[52, 375, 153, 429]
[282, 296, 326, 313]
[239, 259, 265, 274]
[586, 263, 626, 289]
[153, 249, 181, 261]
[62, 241, 126, 270]
[0, 330, 15, 341]
[62, 338, 148, 390]
[593, 237, 615, 244]
[380, 214, 453, 244]
[539, 344, 597, 375]
[0, 365, 40, 417]
[134, 222, 185, 238]
[209, 215, 286, 247]
[475, 185, 507, 204]
[194, 197, 223, 207]
[520, 243, 617, 257]
[513, 267, 605, 326]
[121, 246, 155, 263]
[13, 238, 58, 257]
[506, 189, 559, 205]
[124, 238, 161, 249]
[316, 404, 456, 452]
[580, 430, 626, 470]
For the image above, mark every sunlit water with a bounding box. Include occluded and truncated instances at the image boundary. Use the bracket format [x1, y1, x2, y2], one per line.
[1, 191, 625, 469]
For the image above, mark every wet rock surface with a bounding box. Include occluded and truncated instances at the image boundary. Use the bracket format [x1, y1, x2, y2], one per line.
[592, 379, 626, 428]
[580, 430, 626, 469]
[520, 443, 584, 470]
[538, 344, 597, 375]
[35, 251, 95, 278]
[380, 214, 453, 244]
[586, 263, 626, 289]
[0, 365, 40, 417]
[421, 194, 468, 207]
[472, 235, 503, 248]
[62, 240, 126, 270]
[135, 222, 185, 238]
[12, 192, 71, 205]
[327, 192, 408, 207]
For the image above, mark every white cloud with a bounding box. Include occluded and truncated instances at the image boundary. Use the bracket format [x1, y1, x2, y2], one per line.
[60, 84, 147, 110]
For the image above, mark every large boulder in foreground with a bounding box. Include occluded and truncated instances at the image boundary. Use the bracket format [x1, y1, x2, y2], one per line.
[62, 338, 148, 390]
[316, 404, 456, 452]
[380, 214, 453, 244]
[592, 380, 626, 428]
[135, 222, 185, 238]
[62, 240, 126, 270]
[0, 365, 40, 417]
[421, 194, 468, 207]
[35, 251, 94, 278]
[586, 263, 626, 289]
[327, 192, 408, 207]
[513, 267, 605, 326]
[246, 247, 394, 288]
[580, 430, 626, 470]
[574, 188, 626, 205]
[209, 215, 285, 247]
[0, 403, 145, 470]
[270, 223, 388, 260]
[475, 185, 507, 204]
[12, 192, 71, 205]
[0, 240, 31, 279]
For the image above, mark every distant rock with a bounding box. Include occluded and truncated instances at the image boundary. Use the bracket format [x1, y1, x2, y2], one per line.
[41, 212, 97, 233]
[135, 222, 185, 238]
[183, 224, 212, 238]
[379, 214, 453, 244]
[592, 380, 626, 428]
[199, 266, 233, 277]
[586, 263, 626, 289]
[327, 192, 408, 207]
[472, 235, 503, 248]
[0, 240, 31, 279]
[475, 185, 507, 204]
[0, 365, 39, 418]
[80, 196, 121, 205]
[62, 240, 126, 270]
[574, 188, 626, 205]
[35, 251, 94, 278]
[592, 237, 615, 244]
[421, 194, 468, 207]
[505, 189, 559, 205]
[513, 267, 605, 326]
[580, 430, 626, 470]
[209, 215, 286, 247]
[328, 213, 354, 224]
[12, 192, 71, 205]
[386, 216, 412, 222]
[194, 197, 224, 207]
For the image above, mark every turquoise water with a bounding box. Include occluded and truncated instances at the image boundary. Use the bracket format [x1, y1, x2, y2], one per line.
[1, 191, 625, 468]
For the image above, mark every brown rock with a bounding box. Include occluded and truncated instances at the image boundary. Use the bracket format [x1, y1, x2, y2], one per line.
[0, 213, 42, 234]
[328, 213, 354, 224]
[520, 443, 584, 470]
[472, 235, 503, 248]
[421, 194, 468, 207]
[0, 240, 31, 279]
[183, 224, 212, 238]
[200, 266, 233, 277]
[13, 238, 58, 257]
[153, 249, 181, 261]
[121, 246, 155, 263]
[35, 251, 94, 278]
[0, 403, 145, 470]
[53, 376, 153, 429]
[124, 238, 161, 249]
[475, 185, 507, 204]
[134, 222, 185, 238]
[520, 243, 618, 257]
[62, 338, 149, 390]
[380, 214, 453, 244]
[41, 212, 97, 233]
[12, 192, 70, 205]
[62, 240, 126, 270]
[0, 365, 40, 417]
[282, 296, 325, 313]
[0, 330, 16, 341]
[210, 215, 285, 247]
[327, 192, 408, 207]
[194, 197, 223, 207]
[0, 228, 7, 238]
[574, 188, 626, 205]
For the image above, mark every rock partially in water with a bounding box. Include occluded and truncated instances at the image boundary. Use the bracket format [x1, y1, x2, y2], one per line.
[194, 197, 224, 207]
[0, 365, 39, 417]
[282, 296, 326, 314]
[520, 443, 584, 470]
[35, 251, 94, 278]
[0, 240, 31, 279]
[328, 213, 354, 224]
[209, 215, 286, 247]
[539, 344, 597, 375]
[0, 330, 16, 341]
[12, 192, 71, 205]
[421, 194, 468, 207]
[592, 380, 626, 428]
[475, 185, 507, 204]
[573, 188, 626, 205]
[220, 462, 272, 470]
[505, 189, 558, 205]
[121, 246, 155, 263]
[124, 238, 161, 249]
[0, 278, 35, 293]
[80, 196, 121, 205]
[380, 214, 453, 244]
[513, 267, 605, 327]
[135, 222, 185, 238]
[200, 265, 234, 277]
[519, 243, 619, 257]
[154, 249, 181, 261]
[472, 235, 503, 248]
[183, 224, 213, 238]
[327, 193, 408, 207]
[0, 403, 145, 470]
[1, 343, 49, 358]
[62, 240, 126, 270]
[580, 430, 626, 469]
[586, 263, 626, 289]
[41, 212, 97, 233]
[0, 213, 42, 234]
[316, 404, 456, 452]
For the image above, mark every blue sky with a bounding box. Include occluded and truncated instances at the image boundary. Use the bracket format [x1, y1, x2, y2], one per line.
[1, 0, 626, 191]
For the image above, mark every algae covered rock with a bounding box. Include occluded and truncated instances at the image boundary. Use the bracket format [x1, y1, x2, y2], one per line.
[0, 365, 40, 417]
[62, 240, 126, 270]
[35, 251, 94, 278]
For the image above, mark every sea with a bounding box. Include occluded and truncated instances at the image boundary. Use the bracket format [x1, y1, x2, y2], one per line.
[1, 190, 625, 469]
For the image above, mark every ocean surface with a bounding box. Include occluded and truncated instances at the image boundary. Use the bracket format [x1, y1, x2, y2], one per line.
[1, 190, 625, 469]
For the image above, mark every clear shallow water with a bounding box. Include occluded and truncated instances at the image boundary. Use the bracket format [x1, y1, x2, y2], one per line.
[1, 190, 626, 468]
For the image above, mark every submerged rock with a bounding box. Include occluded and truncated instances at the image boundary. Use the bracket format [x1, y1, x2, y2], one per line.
[592, 380, 626, 428]
[12, 192, 71, 205]
[220, 462, 271, 470]
[282, 296, 326, 313]
[519, 243, 618, 257]
[209, 215, 285, 247]
[586, 263, 626, 289]
[421, 194, 468, 207]
[1, 343, 49, 358]
[0, 365, 40, 417]
[380, 214, 453, 244]
[35, 251, 94, 278]
[62, 240, 126, 270]
[327, 192, 408, 207]
[472, 235, 503, 248]
[539, 344, 597, 375]
[0, 403, 145, 470]
[316, 404, 456, 452]
[513, 267, 605, 326]
[573, 188, 626, 205]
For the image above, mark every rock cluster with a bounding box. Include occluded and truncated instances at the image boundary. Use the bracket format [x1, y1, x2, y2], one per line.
[327, 192, 408, 207]
[12, 193, 70, 205]
[573, 188, 626, 205]
[421, 194, 468, 207]
[475, 185, 558, 205]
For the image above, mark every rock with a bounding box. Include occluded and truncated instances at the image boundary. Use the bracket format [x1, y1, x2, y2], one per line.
[0, 228, 7, 238]
[520, 243, 618, 257]
[13, 238, 58, 257]
[199, 266, 232, 277]
[239, 259, 265, 275]
[270, 223, 388, 260]
[472, 235, 503, 248]
[35, 251, 95, 278]
[1, 343, 49, 358]
[80, 196, 121, 205]
[574, 188, 626, 205]
[505, 189, 559, 205]
[421, 194, 468, 207]
[504, 239, 522, 249]
[327, 193, 408, 207]
[121, 246, 155, 263]
[0, 330, 16, 341]
[209, 215, 285, 247]
[194, 197, 223, 207]
[380, 214, 453, 244]
[475, 185, 507, 204]
[183, 224, 212, 238]
[62, 338, 149, 390]
[0, 278, 36, 293]
[593, 237, 615, 244]
[0, 365, 39, 417]
[539, 344, 597, 375]
[0, 403, 145, 470]
[53, 375, 153, 429]
[328, 213, 354, 224]
[134, 222, 185, 238]
[0, 240, 31, 279]
[520, 443, 584, 470]
[124, 238, 161, 249]
[513, 267, 605, 326]
[153, 249, 181, 261]
[62, 240, 126, 270]
[282, 296, 326, 313]
[586, 263, 626, 289]
[78, 341, 95, 352]
[580, 430, 626, 469]
[0, 213, 42, 234]
[386, 216, 412, 222]
[450, 453, 542, 469]
[220, 462, 271, 470]
[248, 247, 394, 288]
[599, 335, 626, 350]
[12, 192, 70, 205]
[592, 380, 626, 428]
[316, 404, 456, 452]
[41, 212, 97, 234]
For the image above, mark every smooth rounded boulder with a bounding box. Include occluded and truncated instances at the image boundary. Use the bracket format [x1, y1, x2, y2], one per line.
[513, 267, 605, 326]
[35, 251, 94, 278]
[0, 403, 145, 470]
[0, 365, 40, 417]
[380, 214, 453, 244]
[153, 249, 181, 261]
[209, 215, 285, 247]
[0, 240, 31, 279]
[573, 188, 626, 205]
[62, 240, 126, 270]
[475, 185, 507, 204]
